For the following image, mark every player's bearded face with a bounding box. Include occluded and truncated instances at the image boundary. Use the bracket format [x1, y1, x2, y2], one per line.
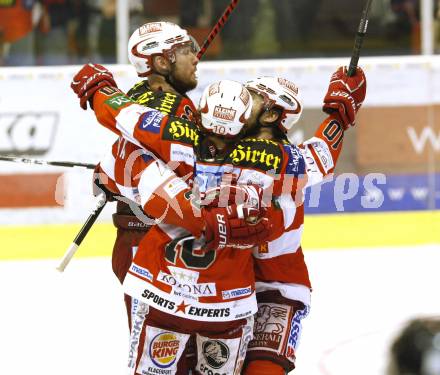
[170, 45, 199, 93]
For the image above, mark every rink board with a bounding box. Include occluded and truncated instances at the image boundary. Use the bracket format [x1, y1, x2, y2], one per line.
[1, 210, 438, 261]
[1, 55, 440, 226]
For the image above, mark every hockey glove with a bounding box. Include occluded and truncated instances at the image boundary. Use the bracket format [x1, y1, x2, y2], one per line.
[202, 183, 267, 224]
[202, 205, 271, 252]
[71, 63, 118, 110]
[323, 66, 366, 130]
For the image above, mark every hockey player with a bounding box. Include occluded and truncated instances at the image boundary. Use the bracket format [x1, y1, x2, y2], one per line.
[203, 72, 366, 375]
[71, 63, 366, 374]
[87, 21, 210, 336]
[100, 21, 200, 289]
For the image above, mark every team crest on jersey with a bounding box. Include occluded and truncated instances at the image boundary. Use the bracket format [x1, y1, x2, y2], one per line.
[149, 332, 180, 368]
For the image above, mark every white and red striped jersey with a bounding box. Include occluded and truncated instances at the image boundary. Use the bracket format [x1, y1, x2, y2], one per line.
[92, 86, 345, 319]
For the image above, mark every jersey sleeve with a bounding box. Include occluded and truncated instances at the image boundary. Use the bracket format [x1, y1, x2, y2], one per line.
[97, 137, 204, 237]
[92, 87, 196, 165]
[136, 157, 203, 237]
[299, 113, 344, 187]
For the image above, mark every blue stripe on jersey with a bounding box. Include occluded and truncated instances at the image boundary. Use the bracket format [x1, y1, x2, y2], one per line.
[283, 144, 305, 176]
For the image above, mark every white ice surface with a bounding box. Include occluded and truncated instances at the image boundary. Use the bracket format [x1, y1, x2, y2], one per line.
[1, 244, 439, 375]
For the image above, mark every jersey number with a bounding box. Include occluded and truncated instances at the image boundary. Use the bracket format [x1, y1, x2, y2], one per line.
[165, 236, 216, 270]
[323, 120, 343, 150]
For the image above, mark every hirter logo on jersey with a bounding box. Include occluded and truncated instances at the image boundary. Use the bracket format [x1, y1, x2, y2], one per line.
[149, 332, 180, 368]
[213, 106, 236, 122]
[164, 119, 199, 146]
[228, 139, 282, 173]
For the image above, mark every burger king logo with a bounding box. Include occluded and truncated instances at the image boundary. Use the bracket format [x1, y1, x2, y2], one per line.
[149, 332, 180, 368]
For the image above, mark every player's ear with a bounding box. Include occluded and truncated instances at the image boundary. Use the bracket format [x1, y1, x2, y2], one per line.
[260, 109, 280, 125]
[152, 55, 171, 75]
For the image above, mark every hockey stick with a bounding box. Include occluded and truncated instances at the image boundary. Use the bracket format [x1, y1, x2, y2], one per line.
[348, 0, 373, 76]
[56, 194, 107, 272]
[197, 0, 241, 59]
[0, 155, 96, 169]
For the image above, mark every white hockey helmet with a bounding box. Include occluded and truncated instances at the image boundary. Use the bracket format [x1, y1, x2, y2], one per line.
[128, 21, 198, 77]
[245, 76, 303, 132]
[199, 80, 253, 138]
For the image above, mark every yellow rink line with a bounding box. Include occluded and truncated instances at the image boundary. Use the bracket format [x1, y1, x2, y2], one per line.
[0, 211, 439, 261]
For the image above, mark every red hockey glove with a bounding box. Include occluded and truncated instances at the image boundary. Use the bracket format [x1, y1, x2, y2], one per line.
[202, 205, 271, 252]
[202, 183, 267, 224]
[323, 66, 366, 130]
[71, 63, 118, 110]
